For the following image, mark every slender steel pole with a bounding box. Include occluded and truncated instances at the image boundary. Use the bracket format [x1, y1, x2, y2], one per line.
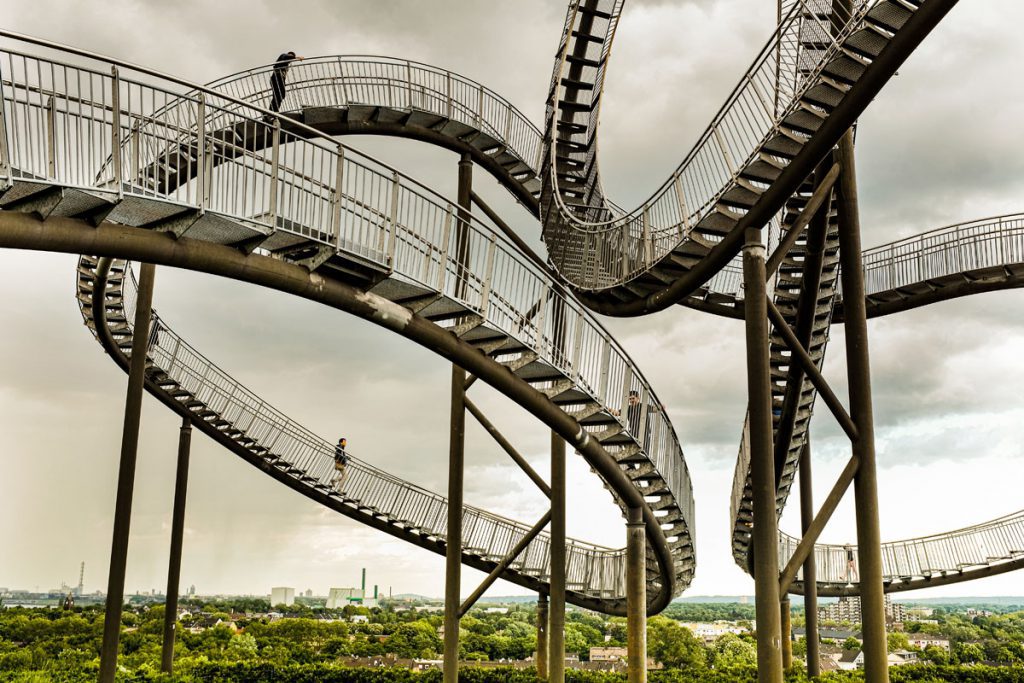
[800, 441, 821, 679]
[836, 130, 888, 682]
[98, 262, 156, 683]
[781, 598, 793, 670]
[161, 418, 192, 673]
[537, 592, 549, 679]
[743, 228, 783, 683]
[443, 363, 466, 683]
[443, 155, 472, 683]
[626, 506, 647, 683]
[549, 432, 566, 683]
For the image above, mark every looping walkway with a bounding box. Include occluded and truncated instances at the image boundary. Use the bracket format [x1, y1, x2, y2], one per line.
[0, 34, 693, 614]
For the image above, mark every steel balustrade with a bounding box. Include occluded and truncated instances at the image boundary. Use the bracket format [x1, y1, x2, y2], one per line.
[4, 4, 1022, 603]
[779, 511, 1024, 594]
[81, 255, 635, 603]
[538, 0, 957, 325]
[540, 0, 862, 288]
[0, 34, 694, 610]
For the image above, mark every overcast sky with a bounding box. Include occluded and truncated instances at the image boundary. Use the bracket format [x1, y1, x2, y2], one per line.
[3, 1, 1024, 604]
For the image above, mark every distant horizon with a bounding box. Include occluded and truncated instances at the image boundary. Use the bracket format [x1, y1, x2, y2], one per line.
[7, 585, 1024, 607]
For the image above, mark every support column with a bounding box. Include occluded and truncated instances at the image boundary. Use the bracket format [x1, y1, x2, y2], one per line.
[537, 593, 549, 679]
[549, 432, 566, 683]
[743, 228, 783, 683]
[443, 153, 473, 683]
[161, 418, 192, 673]
[800, 441, 820, 678]
[836, 130, 888, 682]
[781, 598, 792, 670]
[626, 507, 647, 683]
[443, 364, 466, 683]
[99, 262, 156, 683]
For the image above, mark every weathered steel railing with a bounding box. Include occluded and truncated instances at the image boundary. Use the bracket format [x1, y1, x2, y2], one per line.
[97, 261, 627, 597]
[540, 0, 867, 290]
[780, 510, 1024, 586]
[201, 56, 543, 180]
[0, 35, 694, 598]
[860, 213, 1024, 296]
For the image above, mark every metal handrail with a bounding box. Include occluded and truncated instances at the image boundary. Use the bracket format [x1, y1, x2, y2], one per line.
[0, 36, 694, 596]
[111, 261, 626, 576]
[202, 56, 544, 177]
[859, 213, 1024, 296]
[779, 510, 1024, 585]
[539, 0, 868, 289]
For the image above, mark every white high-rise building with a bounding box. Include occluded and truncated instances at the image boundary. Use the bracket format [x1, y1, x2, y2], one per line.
[271, 587, 295, 606]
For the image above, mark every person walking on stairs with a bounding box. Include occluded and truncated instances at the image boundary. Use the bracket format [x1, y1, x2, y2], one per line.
[333, 436, 350, 493]
[267, 51, 303, 115]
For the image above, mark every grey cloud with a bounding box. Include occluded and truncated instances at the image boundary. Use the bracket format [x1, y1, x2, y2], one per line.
[4, 0, 1024, 600]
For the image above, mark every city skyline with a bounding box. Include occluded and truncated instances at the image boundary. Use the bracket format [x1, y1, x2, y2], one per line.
[3, 0, 1024, 603]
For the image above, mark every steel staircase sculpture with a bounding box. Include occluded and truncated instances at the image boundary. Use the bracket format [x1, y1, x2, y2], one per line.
[0, 35, 693, 614]
[3, 0, 1024, 604]
[76, 255, 637, 607]
[540, 0, 956, 316]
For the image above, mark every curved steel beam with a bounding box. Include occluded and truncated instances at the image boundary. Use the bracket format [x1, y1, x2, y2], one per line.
[0, 210, 677, 614]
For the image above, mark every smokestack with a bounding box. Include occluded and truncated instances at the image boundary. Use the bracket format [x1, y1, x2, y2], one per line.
[361, 568, 366, 593]
[374, 584, 378, 599]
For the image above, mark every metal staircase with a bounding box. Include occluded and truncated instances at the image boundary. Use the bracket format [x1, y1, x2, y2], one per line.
[0, 35, 693, 613]
[540, 0, 956, 313]
[76, 254, 635, 605]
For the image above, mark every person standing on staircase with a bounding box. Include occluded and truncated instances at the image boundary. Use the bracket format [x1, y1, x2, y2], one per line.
[333, 437, 350, 492]
[267, 51, 304, 115]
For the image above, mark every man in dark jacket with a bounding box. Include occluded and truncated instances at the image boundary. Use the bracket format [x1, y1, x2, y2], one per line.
[333, 437, 349, 492]
[268, 51, 304, 114]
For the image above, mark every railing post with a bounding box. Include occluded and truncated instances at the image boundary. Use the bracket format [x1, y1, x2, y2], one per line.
[479, 235, 496, 313]
[335, 57, 349, 105]
[129, 118, 140, 188]
[331, 145, 345, 246]
[406, 61, 414, 109]
[385, 171, 400, 264]
[0, 76, 12, 191]
[534, 285, 550, 352]
[196, 94, 207, 213]
[438, 206, 453, 291]
[110, 67, 123, 198]
[476, 84, 484, 127]
[673, 174, 689, 236]
[46, 96, 56, 179]
[98, 262, 156, 683]
[161, 417, 192, 674]
[445, 72, 453, 119]
[268, 117, 281, 227]
[642, 208, 653, 266]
